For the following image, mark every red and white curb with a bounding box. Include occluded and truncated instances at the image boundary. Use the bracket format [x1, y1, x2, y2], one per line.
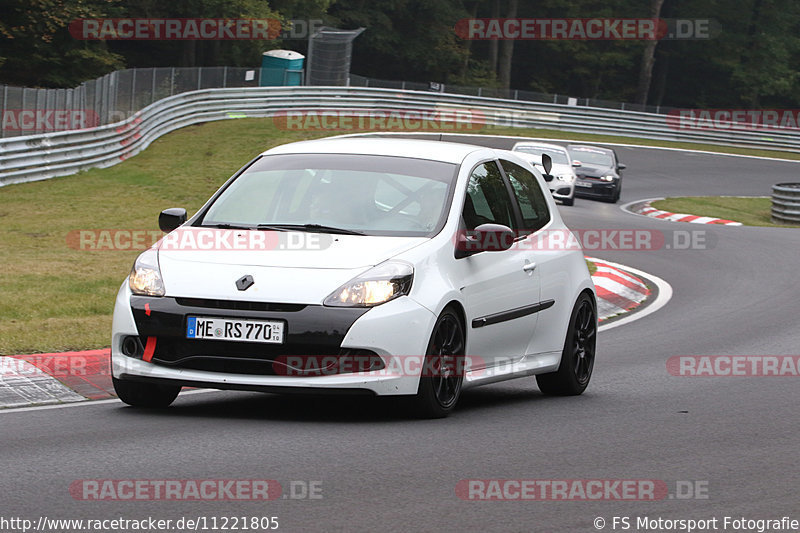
[0, 350, 112, 408]
[0, 260, 659, 409]
[587, 257, 650, 321]
[628, 198, 742, 225]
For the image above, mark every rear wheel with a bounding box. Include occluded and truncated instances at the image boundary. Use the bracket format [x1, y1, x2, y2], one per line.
[410, 308, 465, 418]
[113, 377, 181, 408]
[536, 293, 596, 395]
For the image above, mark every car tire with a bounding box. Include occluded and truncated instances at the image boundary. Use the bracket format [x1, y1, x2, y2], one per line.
[536, 292, 596, 395]
[409, 307, 465, 418]
[113, 377, 181, 408]
[562, 196, 575, 206]
[611, 184, 621, 203]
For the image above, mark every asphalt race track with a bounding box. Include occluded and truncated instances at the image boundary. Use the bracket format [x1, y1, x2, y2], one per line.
[2, 139, 800, 532]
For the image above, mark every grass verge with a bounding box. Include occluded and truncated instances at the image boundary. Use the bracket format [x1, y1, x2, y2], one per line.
[650, 196, 797, 227]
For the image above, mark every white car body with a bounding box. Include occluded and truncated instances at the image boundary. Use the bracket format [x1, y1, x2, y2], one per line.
[512, 141, 577, 205]
[112, 138, 596, 416]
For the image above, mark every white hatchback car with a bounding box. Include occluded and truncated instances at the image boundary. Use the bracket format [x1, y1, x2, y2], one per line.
[512, 141, 577, 206]
[112, 138, 596, 417]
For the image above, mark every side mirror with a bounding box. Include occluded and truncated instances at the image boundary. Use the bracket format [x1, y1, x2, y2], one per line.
[159, 207, 187, 233]
[456, 223, 516, 258]
[617, 163, 627, 170]
[541, 153, 555, 182]
[572, 160, 582, 168]
[542, 153, 552, 175]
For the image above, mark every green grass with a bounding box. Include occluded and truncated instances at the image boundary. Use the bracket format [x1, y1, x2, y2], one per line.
[650, 196, 795, 227]
[586, 260, 597, 275]
[2, 118, 800, 354]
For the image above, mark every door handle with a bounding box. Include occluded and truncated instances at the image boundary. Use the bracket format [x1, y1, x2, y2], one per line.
[523, 262, 537, 272]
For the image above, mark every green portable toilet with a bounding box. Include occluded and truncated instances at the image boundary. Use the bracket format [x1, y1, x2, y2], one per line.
[260, 50, 305, 86]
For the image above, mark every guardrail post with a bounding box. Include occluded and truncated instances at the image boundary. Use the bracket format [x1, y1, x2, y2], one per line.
[130, 69, 136, 116]
[151, 67, 157, 106]
[1, 85, 7, 139]
[170, 68, 175, 96]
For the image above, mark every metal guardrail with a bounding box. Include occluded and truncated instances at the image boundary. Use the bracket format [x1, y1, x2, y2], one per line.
[3, 85, 800, 187]
[771, 183, 800, 225]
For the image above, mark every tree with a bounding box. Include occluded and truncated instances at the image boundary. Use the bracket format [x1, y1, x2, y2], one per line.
[497, 0, 517, 89]
[327, 0, 470, 83]
[634, 0, 665, 105]
[0, 0, 124, 87]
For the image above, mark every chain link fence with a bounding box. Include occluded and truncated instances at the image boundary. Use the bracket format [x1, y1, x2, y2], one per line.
[347, 74, 675, 115]
[0, 67, 289, 138]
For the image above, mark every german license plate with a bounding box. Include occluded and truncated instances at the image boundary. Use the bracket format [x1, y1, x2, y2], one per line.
[186, 316, 284, 344]
[575, 181, 593, 188]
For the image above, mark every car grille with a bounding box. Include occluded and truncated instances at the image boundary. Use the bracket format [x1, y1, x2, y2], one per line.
[175, 298, 305, 313]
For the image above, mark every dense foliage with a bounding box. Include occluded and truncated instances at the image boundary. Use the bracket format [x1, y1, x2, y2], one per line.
[1, 0, 798, 108]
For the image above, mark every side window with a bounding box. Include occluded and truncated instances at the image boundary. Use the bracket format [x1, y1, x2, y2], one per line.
[462, 161, 516, 230]
[500, 159, 551, 233]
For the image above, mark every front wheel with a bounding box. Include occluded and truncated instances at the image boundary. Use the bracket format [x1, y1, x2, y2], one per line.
[610, 184, 621, 203]
[113, 377, 181, 408]
[536, 293, 596, 395]
[409, 308, 466, 418]
[561, 196, 575, 206]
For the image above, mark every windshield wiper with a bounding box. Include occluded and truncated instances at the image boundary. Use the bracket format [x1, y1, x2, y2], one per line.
[201, 223, 255, 230]
[256, 223, 366, 236]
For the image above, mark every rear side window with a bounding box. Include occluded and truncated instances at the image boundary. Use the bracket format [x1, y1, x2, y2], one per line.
[500, 159, 550, 233]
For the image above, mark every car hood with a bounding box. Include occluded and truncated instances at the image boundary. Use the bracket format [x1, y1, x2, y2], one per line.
[156, 228, 426, 304]
[576, 164, 612, 176]
[548, 163, 574, 179]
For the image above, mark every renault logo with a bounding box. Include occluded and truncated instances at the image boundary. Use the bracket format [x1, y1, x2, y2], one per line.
[236, 275, 254, 291]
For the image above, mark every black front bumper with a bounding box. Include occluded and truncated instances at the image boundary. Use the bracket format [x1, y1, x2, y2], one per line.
[128, 296, 373, 375]
[574, 179, 617, 199]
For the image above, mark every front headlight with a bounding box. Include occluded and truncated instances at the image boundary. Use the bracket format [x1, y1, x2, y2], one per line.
[128, 248, 165, 296]
[559, 174, 575, 183]
[324, 261, 413, 307]
[600, 175, 615, 182]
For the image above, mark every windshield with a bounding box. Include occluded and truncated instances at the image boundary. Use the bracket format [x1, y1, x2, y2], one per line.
[570, 148, 613, 167]
[199, 153, 457, 237]
[513, 146, 570, 165]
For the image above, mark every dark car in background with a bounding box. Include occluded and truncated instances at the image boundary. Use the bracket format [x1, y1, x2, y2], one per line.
[568, 145, 626, 203]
